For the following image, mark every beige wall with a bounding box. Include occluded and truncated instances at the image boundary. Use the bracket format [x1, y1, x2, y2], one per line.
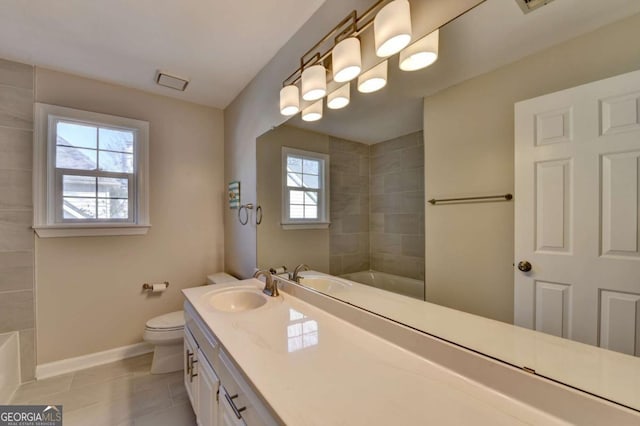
[35, 69, 225, 363]
[256, 126, 330, 272]
[424, 13, 640, 323]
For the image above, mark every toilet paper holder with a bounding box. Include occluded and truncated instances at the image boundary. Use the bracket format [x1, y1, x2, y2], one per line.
[142, 281, 170, 291]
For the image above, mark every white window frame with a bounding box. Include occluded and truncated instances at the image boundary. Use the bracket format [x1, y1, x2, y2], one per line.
[33, 103, 150, 237]
[281, 147, 330, 230]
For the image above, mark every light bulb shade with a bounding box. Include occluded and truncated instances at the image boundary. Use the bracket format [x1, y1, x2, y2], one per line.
[358, 61, 387, 93]
[279, 85, 300, 116]
[399, 29, 439, 71]
[301, 64, 327, 101]
[374, 0, 412, 58]
[327, 84, 350, 109]
[332, 37, 362, 83]
[302, 100, 323, 122]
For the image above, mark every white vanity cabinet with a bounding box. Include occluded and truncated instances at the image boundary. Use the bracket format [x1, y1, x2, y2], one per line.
[184, 302, 279, 426]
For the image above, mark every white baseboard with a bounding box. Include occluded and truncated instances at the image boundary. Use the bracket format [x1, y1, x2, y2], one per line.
[36, 342, 153, 380]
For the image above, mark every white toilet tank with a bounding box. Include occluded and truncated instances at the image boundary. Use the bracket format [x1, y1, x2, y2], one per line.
[207, 272, 238, 285]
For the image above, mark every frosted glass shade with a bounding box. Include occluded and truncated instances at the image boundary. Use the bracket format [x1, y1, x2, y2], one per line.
[279, 85, 300, 116]
[399, 29, 439, 71]
[374, 0, 412, 57]
[301, 64, 327, 101]
[332, 37, 362, 83]
[302, 100, 323, 122]
[327, 84, 350, 109]
[357, 61, 387, 93]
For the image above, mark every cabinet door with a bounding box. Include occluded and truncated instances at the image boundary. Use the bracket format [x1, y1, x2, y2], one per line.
[184, 329, 199, 414]
[197, 349, 220, 426]
[220, 388, 247, 426]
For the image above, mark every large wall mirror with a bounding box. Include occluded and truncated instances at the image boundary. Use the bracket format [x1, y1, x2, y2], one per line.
[257, 0, 640, 410]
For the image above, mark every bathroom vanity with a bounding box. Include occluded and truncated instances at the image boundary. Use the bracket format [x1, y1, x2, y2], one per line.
[182, 279, 640, 425]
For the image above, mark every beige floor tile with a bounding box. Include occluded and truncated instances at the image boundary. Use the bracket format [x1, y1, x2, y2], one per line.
[10, 372, 73, 403]
[133, 401, 196, 426]
[11, 354, 192, 426]
[169, 379, 189, 405]
[70, 354, 152, 389]
[132, 370, 182, 393]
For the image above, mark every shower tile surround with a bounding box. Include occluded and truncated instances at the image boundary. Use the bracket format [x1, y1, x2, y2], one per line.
[0, 58, 36, 382]
[329, 131, 425, 281]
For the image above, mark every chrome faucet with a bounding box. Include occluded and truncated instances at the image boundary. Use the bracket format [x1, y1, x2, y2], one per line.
[290, 264, 310, 283]
[253, 269, 279, 297]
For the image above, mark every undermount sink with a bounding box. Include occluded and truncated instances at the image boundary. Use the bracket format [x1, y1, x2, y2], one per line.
[208, 288, 268, 313]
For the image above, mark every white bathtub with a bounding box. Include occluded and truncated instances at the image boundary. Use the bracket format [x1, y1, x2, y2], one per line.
[340, 270, 424, 300]
[0, 332, 20, 403]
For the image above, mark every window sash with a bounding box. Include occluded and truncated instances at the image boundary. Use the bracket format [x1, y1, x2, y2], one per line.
[54, 168, 135, 223]
[286, 187, 321, 221]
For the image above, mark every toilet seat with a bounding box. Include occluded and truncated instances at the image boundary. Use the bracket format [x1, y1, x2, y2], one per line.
[145, 310, 184, 331]
[143, 311, 185, 345]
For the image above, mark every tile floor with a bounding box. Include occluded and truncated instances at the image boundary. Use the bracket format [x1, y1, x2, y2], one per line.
[10, 353, 197, 426]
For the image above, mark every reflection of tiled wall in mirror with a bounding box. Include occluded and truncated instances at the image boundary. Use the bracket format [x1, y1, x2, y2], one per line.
[329, 131, 425, 280]
[329, 137, 370, 275]
[370, 131, 425, 281]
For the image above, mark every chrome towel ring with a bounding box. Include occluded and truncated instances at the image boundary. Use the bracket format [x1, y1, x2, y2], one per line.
[238, 203, 253, 225]
[256, 205, 263, 225]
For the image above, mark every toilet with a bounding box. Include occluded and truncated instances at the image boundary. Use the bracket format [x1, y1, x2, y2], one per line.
[143, 272, 238, 374]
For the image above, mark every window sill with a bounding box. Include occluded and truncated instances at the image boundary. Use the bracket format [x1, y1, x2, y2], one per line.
[34, 224, 151, 238]
[281, 222, 330, 230]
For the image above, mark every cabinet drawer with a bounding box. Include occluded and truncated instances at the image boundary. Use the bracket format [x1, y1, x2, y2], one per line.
[185, 302, 219, 370]
[218, 350, 279, 426]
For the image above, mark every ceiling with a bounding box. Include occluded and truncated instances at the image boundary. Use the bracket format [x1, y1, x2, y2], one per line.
[0, 0, 326, 108]
[289, 0, 640, 143]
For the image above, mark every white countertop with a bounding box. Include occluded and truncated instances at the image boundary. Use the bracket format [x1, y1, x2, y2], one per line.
[293, 271, 640, 411]
[183, 279, 568, 425]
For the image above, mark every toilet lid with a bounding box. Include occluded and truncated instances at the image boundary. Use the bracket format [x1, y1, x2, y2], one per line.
[145, 310, 185, 330]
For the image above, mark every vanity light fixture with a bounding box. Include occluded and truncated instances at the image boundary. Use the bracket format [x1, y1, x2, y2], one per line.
[332, 37, 362, 83]
[399, 29, 439, 71]
[327, 84, 351, 109]
[279, 0, 436, 120]
[374, 0, 412, 57]
[280, 85, 300, 116]
[358, 61, 387, 93]
[301, 64, 327, 101]
[302, 100, 323, 122]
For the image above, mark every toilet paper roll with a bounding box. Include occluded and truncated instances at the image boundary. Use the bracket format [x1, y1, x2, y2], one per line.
[152, 283, 167, 293]
[270, 266, 287, 275]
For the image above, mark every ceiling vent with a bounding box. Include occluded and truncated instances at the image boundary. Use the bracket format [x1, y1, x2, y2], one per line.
[155, 70, 190, 91]
[515, 0, 555, 14]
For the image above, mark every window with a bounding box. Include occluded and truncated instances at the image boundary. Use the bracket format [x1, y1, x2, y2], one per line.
[34, 104, 150, 237]
[282, 147, 329, 229]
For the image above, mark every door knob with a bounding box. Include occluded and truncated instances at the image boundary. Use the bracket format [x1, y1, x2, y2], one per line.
[517, 261, 532, 272]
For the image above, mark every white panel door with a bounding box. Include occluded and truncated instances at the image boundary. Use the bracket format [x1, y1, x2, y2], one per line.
[515, 69, 640, 355]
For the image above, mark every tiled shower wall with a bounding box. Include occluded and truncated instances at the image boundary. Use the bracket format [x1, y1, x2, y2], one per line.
[0, 58, 35, 381]
[329, 137, 370, 275]
[370, 131, 425, 280]
[329, 131, 425, 280]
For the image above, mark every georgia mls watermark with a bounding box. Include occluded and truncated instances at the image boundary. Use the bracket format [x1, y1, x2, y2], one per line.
[0, 405, 62, 426]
